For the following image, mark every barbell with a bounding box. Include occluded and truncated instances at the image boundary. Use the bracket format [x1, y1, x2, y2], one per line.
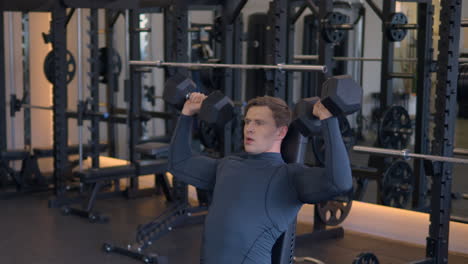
[353, 146, 468, 165]
[294, 55, 468, 63]
[129, 60, 327, 73]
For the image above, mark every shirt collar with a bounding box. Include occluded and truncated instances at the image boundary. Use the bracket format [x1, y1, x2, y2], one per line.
[245, 152, 285, 163]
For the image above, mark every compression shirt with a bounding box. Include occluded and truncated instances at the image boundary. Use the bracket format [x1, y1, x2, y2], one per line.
[168, 115, 352, 264]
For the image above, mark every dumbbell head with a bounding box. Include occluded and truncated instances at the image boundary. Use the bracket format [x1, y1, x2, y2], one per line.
[321, 75, 362, 116]
[163, 73, 197, 110]
[291, 97, 322, 137]
[199, 90, 234, 127]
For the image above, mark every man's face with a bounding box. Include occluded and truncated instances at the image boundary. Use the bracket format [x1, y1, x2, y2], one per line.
[243, 106, 286, 154]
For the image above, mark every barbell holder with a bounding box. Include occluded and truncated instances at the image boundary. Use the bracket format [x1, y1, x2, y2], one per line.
[353, 145, 468, 165]
[326, 24, 354, 30]
[129, 60, 328, 73]
[454, 148, 468, 156]
[389, 72, 415, 79]
[20, 104, 54, 111]
[389, 23, 419, 30]
[462, 20, 468, 27]
[382, 127, 413, 134]
[188, 26, 213, 32]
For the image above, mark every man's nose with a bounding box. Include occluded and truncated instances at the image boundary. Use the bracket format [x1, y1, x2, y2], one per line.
[245, 123, 254, 133]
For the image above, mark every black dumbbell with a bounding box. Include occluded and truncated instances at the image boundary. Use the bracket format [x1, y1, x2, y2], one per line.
[163, 73, 235, 127]
[293, 75, 362, 136]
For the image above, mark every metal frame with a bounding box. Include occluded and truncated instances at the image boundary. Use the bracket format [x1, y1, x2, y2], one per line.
[423, 0, 462, 262]
[300, 14, 319, 98]
[316, 0, 333, 97]
[412, 2, 434, 210]
[105, 10, 123, 157]
[0, 12, 6, 152]
[21, 12, 31, 150]
[379, 0, 396, 109]
[89, 9, 100, 168]
[51, 1, 69, 200]
[163, 0, 189, 202]
[127, 9, 144, 197]
[265, 0, 290, 102]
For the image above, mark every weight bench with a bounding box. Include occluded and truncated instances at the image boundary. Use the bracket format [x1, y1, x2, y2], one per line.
[0, 149, 47, 197]
[32, 143, 108, 158]
[62, 148, 169, 223]
[63, 164, 136, 222]
[135, 142, 173, 202]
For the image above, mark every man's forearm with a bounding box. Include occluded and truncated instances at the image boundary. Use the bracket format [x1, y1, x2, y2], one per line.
[168, 114, 194, 168]
[322, 117, 352, 194]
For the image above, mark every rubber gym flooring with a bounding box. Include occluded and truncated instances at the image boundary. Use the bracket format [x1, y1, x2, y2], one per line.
[1, 191, 468, 264]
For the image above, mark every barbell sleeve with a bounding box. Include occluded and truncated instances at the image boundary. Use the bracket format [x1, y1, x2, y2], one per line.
[129, 60, 328, 73]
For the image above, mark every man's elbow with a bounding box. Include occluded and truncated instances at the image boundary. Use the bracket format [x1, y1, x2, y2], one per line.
[332, 170, 353, 196]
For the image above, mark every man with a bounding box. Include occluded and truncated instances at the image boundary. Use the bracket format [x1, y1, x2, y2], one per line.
[168, 93, 352, 264]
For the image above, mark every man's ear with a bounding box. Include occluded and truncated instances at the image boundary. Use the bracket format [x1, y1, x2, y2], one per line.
[277, 126, 288, 140]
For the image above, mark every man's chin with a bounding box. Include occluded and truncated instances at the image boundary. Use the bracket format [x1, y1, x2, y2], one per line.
[244, 146, 261, 154]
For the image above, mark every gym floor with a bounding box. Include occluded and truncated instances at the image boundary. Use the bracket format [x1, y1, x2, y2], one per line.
[1, 191, 468, 264]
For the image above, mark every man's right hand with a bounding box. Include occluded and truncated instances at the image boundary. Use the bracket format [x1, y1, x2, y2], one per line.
[181, 92, 207, 116]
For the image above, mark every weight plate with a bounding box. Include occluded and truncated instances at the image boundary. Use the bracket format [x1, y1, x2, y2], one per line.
[380, 160, 413, 208]
[387, 12, 408, 42]
[98, 47, 122, 84]
[353, 252, 379, 264]
[312, 116, 356, 166]
[378, 106, 412, 149]
[43, 50, 76, 84]
[458, 64, 468, 101]
[316, 198, 352, 226]
[322, 12, 348, 44]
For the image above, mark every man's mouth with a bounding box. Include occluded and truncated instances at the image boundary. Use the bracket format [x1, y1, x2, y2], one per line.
[245, 137, 254, 144]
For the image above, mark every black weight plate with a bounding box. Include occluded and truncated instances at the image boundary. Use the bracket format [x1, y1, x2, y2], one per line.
[387, 12, 408, 42]
[316, 198, 352, 226]
[312, 116, 355, 166]
[43, 50, 76, 84]
[98, 47, 122, 84]
[322, 12, 348, 44]
[380, 160, 413, 208]
[353, 252, 380, 264]
[458, 64, 468, 101]
[378, 106, 412, 149]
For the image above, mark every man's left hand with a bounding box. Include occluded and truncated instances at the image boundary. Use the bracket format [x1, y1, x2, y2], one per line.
[313, 101, 333, 120]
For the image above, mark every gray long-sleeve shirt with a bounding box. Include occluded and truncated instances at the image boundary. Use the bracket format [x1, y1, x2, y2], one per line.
[168, 115, 352, 264]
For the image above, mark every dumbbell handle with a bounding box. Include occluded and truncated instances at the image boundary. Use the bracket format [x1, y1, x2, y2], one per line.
[184, 92, 245, 107]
